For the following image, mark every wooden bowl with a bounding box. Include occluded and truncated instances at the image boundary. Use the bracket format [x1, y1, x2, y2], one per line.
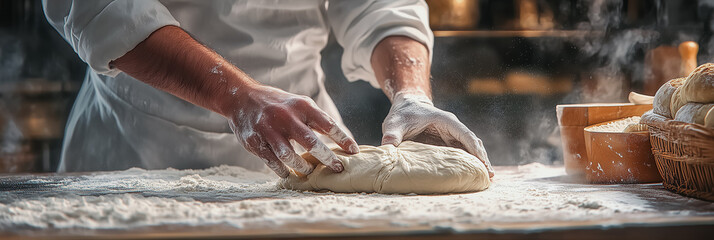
[556, 103, 652, 176]
[583, 122, 662, 184]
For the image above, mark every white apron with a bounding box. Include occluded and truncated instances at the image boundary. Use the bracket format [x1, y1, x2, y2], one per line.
[42, 0, 433, 172]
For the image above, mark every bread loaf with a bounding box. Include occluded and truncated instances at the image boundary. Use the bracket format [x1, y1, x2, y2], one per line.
[674, 103, 714, 125]
[670, 88, 688, 118]
[653, 77, 685, 118]
[648, 63, 714, 129]
[680, 63, 714, 103]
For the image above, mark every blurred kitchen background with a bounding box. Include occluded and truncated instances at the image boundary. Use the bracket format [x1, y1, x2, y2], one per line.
[0, 0, 710, 173]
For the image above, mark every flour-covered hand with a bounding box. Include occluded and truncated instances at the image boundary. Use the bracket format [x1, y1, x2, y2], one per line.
[381, 92, 494, 177]
[227, 85, 359, 178]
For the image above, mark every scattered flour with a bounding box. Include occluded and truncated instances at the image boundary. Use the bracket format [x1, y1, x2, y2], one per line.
[0, 164, 658, 230]
[587, 116, 641, 132]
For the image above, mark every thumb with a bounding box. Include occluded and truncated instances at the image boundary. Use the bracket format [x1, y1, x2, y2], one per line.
[381, 113, 405, 146]
[381, 129, 404, 146]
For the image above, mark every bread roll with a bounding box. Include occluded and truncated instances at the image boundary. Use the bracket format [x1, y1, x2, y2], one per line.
[670, 88, 688, 118]
[680, 63, 714, 103]
[674, 103, 714, 125]
[706, 107, 714, 128]
[653, 77, 686, 118]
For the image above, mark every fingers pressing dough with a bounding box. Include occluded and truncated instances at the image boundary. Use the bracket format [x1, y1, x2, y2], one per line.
[280, 141, 491, 194]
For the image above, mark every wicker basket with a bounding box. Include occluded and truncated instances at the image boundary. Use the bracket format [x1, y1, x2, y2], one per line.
[641, 111, 714, 201]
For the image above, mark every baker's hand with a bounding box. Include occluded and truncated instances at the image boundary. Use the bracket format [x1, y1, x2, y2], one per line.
[227, 85, 359, 178]
[381, 92, 494, 177]
[108, 26, 356, 177]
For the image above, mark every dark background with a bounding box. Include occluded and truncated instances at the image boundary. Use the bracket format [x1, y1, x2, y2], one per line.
[1, 0, 711, 172]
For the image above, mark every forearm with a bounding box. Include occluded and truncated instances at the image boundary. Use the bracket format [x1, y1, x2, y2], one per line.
[111, 26, 254, 117]
[370, 36, 432, 101]
[111, 26, 357, 176]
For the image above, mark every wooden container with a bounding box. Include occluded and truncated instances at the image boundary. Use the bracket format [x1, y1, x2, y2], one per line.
[583, 122, 661, 183]
[641, 111, 714, 201]
[556, 103, 652, 176]
[426, 0, 479, 30]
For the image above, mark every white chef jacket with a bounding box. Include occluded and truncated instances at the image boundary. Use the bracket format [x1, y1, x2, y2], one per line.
[43, 0, 433, 173]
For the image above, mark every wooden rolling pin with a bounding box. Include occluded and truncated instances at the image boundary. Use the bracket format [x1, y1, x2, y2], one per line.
[629, 92, 654, 105]
[679, 41, 699, 77]
[643, 41, 698, 95]
[631, 41, 698, 106]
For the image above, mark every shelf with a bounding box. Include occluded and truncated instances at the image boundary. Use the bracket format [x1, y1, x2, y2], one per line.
[433, 30, 605, 38]
[0, 78, 81, 95]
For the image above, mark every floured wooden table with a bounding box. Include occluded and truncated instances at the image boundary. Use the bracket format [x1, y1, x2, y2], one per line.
[1, 164, 713, 239]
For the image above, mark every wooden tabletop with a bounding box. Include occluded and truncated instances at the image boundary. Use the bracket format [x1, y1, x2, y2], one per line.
[1, 166, 713, 239]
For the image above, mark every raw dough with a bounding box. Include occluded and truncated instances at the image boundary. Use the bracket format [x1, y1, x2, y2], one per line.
[280, 141, 490, 194]
[674, 103, 714, 125]
[680, 63, 714, 103]
[653, 77, 685, 118]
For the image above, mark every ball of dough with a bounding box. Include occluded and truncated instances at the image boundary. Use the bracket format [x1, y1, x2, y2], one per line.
[670, 88, 688, 119]
[674, 103, 714, 125]
[653, 77, 686, 118]
[280, 141, 491, 194]
[680, 63, 714, 103]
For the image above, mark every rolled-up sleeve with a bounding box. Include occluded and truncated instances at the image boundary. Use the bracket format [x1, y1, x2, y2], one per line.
[327, 0, 433, 88]
[42, 0, 179, 77]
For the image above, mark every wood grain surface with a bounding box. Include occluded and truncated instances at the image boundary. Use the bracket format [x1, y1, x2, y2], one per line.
[1, 166, 713, 240]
